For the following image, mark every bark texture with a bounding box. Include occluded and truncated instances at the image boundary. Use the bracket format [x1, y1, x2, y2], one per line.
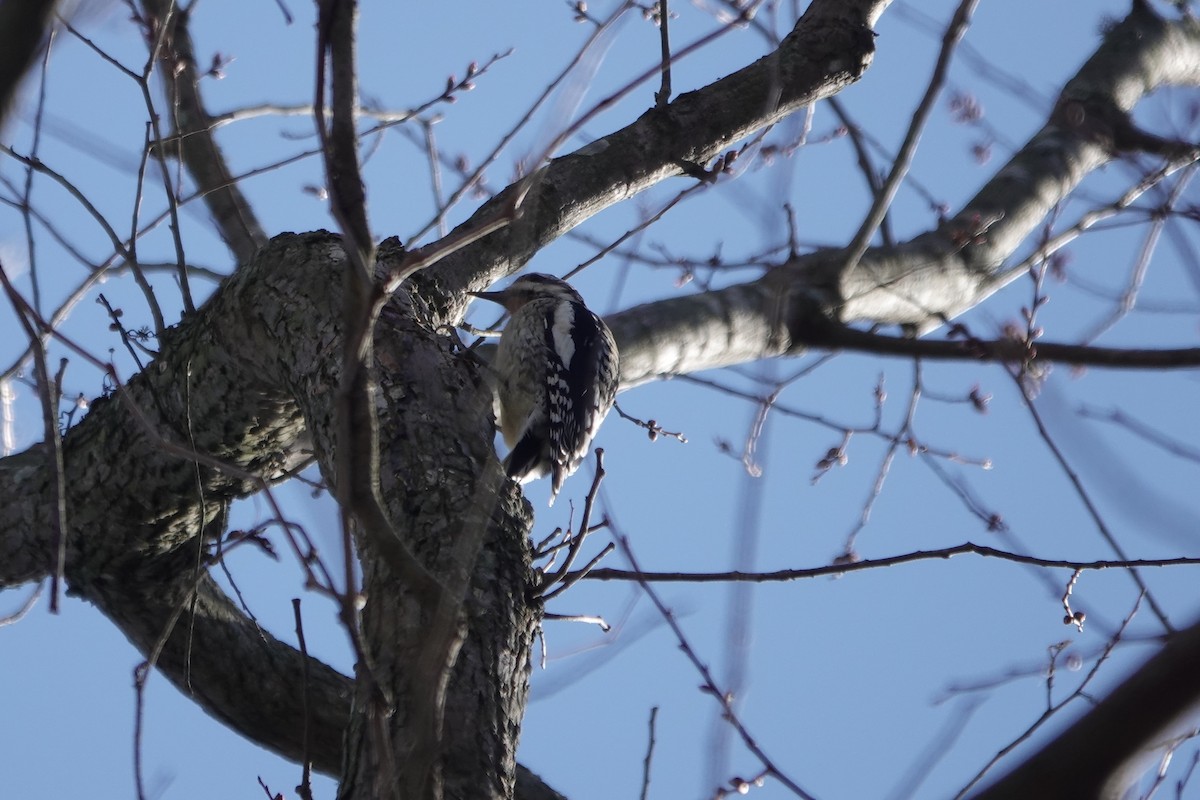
[609, 6, 1200, 388]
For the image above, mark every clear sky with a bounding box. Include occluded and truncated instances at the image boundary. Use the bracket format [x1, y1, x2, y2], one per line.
[3, 1, 1199, 799]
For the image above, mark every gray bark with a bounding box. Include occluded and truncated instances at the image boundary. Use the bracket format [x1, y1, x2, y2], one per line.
[610, 5, 1200, 388]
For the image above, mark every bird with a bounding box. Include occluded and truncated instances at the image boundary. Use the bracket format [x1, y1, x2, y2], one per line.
[470, 273, 619, 506]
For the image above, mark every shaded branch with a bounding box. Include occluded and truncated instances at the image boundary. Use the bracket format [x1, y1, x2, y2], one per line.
[577, 542, 1200, 583]
[0, 0, 58, 127]
[140, 0, 267, 266]
[0, 231, 560, 799]
[799, 326, 1200, 370]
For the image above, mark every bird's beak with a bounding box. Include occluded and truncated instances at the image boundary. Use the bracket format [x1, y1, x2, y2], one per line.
[469, 289, 507, 305]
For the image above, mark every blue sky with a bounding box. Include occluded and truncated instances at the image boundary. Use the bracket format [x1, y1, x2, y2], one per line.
[4, 1, 1199, 798]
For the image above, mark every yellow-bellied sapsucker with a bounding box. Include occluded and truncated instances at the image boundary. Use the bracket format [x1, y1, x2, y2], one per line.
[471, 273, 619, 506]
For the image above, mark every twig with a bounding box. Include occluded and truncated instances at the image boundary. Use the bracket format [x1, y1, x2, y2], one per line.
[840, 0, 979, 277]
[1142, 728, 1200, 799]
[805, 325, 1200, 370]
[1010, 373, 1173, 633]
[1080, 165, 1195, 343]
[539, 449, 608, 597]
[575, 542, 1200, 584]
[954, 594, 1143, 798]
[543, 542, 615, 602]
[422, 117, 449, 238]
[138, 0, 265, 272]
[613, 525, 818, 800]
[517, 7, 761, 211]
[714, 770, 770, 798]
[533, 522, 608, 563]
[406, 6, 633, 244]
[543, 612, 611, 631]
[209, 50, 509, 136]
[257, 777, 282, 800]
[381, 194, 523, 296]
[133, 661, 151, 800]
[640, 706, 659, 800]
[841, 364, 922, 556]
[0, 582, 43, 626]
[0, 143, 130, 259]
[1061, 569, 1086, 632]
[315, 0, 444, 610]
[97, 293, 151, 371]
[316, 7, 474, 797]
[918, 453, 1003, 533]
[612, 402, 687, 443]
[20, 25, 54, 316]
[129, 122, 166, 334]
[711, 377, 774, 789]
[885, 697, 983, 800]
[739, 381, 778, 477]
[995, 156, 1198, 286]
[826, 97, 893, 247]
[292, 599, 314, 800]
[653, 0, 671, 108]
[566, 182, 708, 280]
[132, 0, 195, 313]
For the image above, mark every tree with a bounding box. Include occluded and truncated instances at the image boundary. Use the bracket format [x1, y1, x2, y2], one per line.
[2, 0, 1200, 798]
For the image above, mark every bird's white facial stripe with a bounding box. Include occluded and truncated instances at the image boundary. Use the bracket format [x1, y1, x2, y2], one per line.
[550, 303, 576, 367]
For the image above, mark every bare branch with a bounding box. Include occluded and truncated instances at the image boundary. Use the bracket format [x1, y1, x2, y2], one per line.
[613, 525, 819, 800]
[1010, 369, 1173, 631]
[140, 0, 267, 267]
[966, 596, 1196, 800]
[839, 0, 979, 277]
[422, 0, 882, 295]
[577, 542, 1200, 584]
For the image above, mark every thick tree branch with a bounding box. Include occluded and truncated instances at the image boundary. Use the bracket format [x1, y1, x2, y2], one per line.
[6, 3, 1197, 799]
[606, 8, 1200, 388]
[422, 0, 883, 298]
[0, 4, 890, 795]
[0, 231, 553, 797]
